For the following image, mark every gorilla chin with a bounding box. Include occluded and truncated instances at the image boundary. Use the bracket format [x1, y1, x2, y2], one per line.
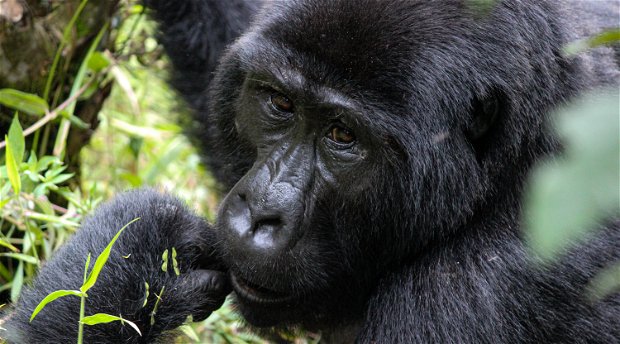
[230, 273, 298, 327]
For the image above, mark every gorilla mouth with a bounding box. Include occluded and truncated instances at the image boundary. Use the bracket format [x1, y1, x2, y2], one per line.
[231, 273, 295, 304]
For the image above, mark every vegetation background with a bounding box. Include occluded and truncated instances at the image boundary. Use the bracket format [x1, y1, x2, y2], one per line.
[0, 0, 617, 343]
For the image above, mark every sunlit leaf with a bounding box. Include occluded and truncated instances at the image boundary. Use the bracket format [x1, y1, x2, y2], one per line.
[0, 253, 39, 265]
[0, 89, 49, 116]
[0, 198, 11, 209]
[81, 218, 140, 293]
[172, 247, 180, 276]
[161, 248, 169, 272]
[0, 239, 19, 253]
[10, 262, 23, 303]
[5, 136, 21, 194]
[8, 115, 25, 164]
[87, 52, 111, 72]
[81, 313, 142, 336]
[179, 323, 200, 342]
[30, 290, 82, 322]
[142, 281, 149, 307]
[50, 173, 75, 185]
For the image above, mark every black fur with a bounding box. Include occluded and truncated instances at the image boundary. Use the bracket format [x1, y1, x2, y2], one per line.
[4, 1, 620, 343]
[3, 190, 230, 343]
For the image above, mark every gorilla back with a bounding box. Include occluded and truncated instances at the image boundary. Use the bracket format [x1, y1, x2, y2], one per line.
[5, 0, 619, 343]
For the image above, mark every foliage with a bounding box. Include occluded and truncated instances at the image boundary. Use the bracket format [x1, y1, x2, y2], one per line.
[525, 31, 620, 297]
[525, 91, 620, 259]
[0, 1, 253, 342]
[30, 218, 141, 344]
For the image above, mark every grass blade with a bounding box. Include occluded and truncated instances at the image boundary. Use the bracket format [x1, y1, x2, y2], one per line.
[81, 313, 142, 336]
[10, 262, 23, 303]
[30, 289, 82, 322]
[0, 239, 19, 252]
[80, 218, 139, 293]
[0, 253, 39, 265]
[53, 22, 110, 157]
[5, 135, 21, 194]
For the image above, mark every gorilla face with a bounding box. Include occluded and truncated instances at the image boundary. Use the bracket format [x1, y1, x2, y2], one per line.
[215, 55, 399, 326]
[212, 0, 513, 327]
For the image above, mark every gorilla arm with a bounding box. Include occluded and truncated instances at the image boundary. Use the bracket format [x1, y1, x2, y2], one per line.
[143, 0, 259, 108]
[2, 189, 230, 344]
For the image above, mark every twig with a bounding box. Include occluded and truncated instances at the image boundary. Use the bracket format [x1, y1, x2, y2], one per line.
[0, 80, 93, 150]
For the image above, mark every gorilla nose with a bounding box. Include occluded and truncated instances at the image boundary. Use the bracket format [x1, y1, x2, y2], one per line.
[223, 192, 294, 252]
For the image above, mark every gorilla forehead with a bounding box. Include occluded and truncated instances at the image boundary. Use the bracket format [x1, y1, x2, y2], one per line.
[237, 0, 495, 114]
[251, 0, 472, 93]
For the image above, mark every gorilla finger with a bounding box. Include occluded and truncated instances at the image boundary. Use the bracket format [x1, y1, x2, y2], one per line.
[181, 269, 232, 321]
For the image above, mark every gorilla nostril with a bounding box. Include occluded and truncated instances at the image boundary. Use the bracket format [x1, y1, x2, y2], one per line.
[253, 217, 282, 233]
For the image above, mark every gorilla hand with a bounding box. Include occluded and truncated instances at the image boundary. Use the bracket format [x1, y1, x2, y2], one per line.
[3, 189, 230, 344]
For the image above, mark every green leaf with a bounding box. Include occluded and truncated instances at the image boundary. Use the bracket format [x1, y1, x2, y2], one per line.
[8, 115, 25, 164]
[142, 281, 149, 307]
[10, 262, 24, 303]
[587, 263, 620, 301]
[83, 253, 92, 284]
[564, 28, 620, 56]
[5, 135, 22, 194]
[81, 218, 140, 293]
[36, 156, 61, 172]
[49, 173, 75, 185]
[128, 4, 144, 14]
[30, 290, 83, 322]
[525, 91, 620, 260]
[0, 239, 18, 253]
[87, 52, 111, 72]
[58, 111, 89, 129]
[179, 323, 200, 342]
[161, 249, 169, 272]
[81, 313, 142, 336]
[0, 89, 49, 116]
[172, 247, 180, 276]
[0, 253, 40, 265]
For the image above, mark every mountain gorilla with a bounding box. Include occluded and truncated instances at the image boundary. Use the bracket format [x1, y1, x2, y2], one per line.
[3, 0, 619, 343]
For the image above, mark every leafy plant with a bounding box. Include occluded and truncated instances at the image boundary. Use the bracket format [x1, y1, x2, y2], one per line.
[524, 30, 620, 300]
[30, 218, 141, 344]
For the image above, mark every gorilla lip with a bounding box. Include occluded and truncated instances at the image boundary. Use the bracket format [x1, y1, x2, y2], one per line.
[231, 273, 295, 304]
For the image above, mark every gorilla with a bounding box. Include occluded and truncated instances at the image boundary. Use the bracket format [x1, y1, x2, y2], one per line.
[3, 0, 619, 343]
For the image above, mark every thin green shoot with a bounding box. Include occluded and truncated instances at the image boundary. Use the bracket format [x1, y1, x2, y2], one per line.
[150, 286, 165, 326]
[30, 218, 141, 344]
[81, 217, 140, 293]
[77, 253, 91, 344]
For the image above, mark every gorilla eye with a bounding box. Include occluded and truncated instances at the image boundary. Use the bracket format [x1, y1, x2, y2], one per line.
[270, 93, 294, 112]
[327, 124, 356, 145]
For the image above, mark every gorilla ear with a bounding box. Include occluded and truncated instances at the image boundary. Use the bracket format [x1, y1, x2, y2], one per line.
[465, 90, 503, 141]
